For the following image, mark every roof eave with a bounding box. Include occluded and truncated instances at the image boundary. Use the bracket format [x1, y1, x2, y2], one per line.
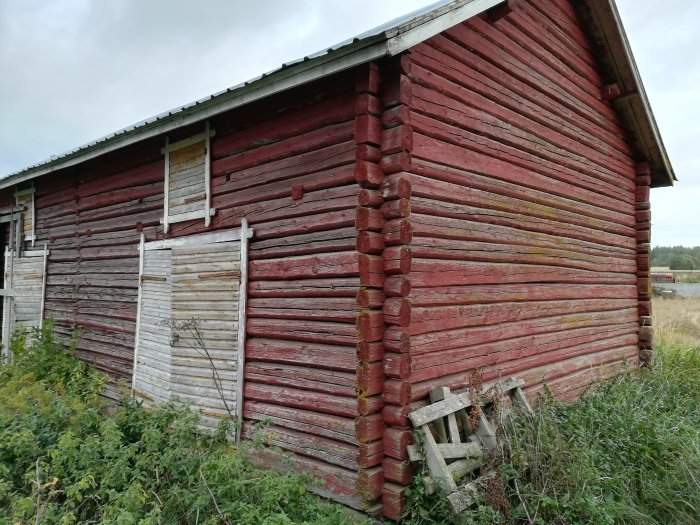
[577, 0, 675, 188]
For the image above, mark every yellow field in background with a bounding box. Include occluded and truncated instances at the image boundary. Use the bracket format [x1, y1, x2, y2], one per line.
[653, 297, 700, 347]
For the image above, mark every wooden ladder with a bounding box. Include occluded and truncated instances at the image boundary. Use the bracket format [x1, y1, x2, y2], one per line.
[407, 377, 533, 515]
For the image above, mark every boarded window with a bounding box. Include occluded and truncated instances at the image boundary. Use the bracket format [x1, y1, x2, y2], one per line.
[15, 187, 35, 246]
[132, 224, 251, 437]
[162, 123, 216, 233]
[1, 246, 48, 360]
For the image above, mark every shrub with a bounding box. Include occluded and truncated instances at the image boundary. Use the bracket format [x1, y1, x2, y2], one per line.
[0, 323, 361, 524]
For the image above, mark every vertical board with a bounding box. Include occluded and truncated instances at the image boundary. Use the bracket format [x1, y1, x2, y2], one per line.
[11, 255, 45, 329]
[168, 141, 207, 218]
[170, 241, 241, 432]
[1, 249, 47, 360]
[133, 249, 172, 405]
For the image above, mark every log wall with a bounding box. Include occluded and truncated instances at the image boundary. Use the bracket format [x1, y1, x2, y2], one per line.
[379, 0, 643, 517]
[34, 143, 164, 385]
[17, 1, 651, 517]
[166, 71, 385, 510]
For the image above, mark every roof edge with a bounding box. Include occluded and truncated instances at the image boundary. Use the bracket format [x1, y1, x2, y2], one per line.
[578, 0, 675, 187]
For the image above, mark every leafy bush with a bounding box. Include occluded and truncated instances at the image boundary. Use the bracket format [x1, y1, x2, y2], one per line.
[0, 323, 360, 524]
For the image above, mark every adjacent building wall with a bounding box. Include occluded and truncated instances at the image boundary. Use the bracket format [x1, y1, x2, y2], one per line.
[379, 0, 642, 516]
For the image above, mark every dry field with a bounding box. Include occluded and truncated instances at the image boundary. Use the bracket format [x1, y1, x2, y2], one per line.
[652, 296, 700, 347]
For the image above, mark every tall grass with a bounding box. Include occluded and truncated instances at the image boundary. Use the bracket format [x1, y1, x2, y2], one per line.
[406, 298, 700, 525]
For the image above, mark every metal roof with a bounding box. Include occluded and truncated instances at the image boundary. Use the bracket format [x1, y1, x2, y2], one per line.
[0, 0, 674, 189]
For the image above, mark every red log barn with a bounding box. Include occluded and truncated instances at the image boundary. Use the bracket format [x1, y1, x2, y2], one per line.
[0, 0, 675, 519]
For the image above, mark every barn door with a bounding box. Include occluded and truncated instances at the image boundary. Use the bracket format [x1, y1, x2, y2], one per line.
[132, 222, 251, 438]
[1, 245, 49, 361]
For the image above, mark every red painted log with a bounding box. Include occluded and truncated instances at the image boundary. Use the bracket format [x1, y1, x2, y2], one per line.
[357, 188, 383, 207]
[357, 342, 385, 364]
[382, 483, 407, 521]
[383, 457, 412, 485]
[355, 115, 382, 146]
[384, 380, 411, 407]
[384, 246, 412, 275]
[355, 413, 384, 443]
[380, 151, 412, 175]
[383, 427, 412, 460]
[383, 218, 413, 246]
[355, 206, 384, 231]
[356, 143, 382, 163]
[382, 104, 411, 128]
[384, 352, 411, 379]
[383, 298, 412, 327]
[356, 287, 385, 309]
[383, 276, 411, 298]
[359, 254, 385, 287]
[380, 175, 412, 201]
[356, 230, 385, 254]
[355, 93, 382, 116]
[355, 62, 380, 95]
[381, 198, 411, 220]
[357, 310, 385, 343]
[381, 125, 413, 155]
[354, 160, 385, 188]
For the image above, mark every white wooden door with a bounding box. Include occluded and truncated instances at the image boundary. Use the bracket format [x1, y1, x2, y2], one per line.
[132, 249, 172, 405]
[132, 223, 251, 438]
[1, 246, 48, 360]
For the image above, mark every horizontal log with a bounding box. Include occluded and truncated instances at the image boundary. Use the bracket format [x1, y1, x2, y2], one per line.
[357, 310, 385, 343]
[355, 114, 382, 146]
[411, 236, 636, 274]
[384, 352, 411, 379]
[381, 198, 411, 220]
[354, 93, 381, 116]
[383, 427, 412, 460]
[356, 230, 385, 254]
[383, 457, 412, 485]
[410, 283, 637, 307]
[383, 298, 411, 327]
[381, 124, 412, 155]
[356, 143, 381, 163]
[407, 298, 634, 337]
[251, 227, 357, 260]
[380, 151, 411, 175]
[244, 401, 357, 444]
[382, 483, 407, 520]
[250, 251, 360, 280]
[394, 308, 638, 356]
[357, 188, 383, 207]
[384, 245, 412, 275]
[380, 175, 412, 201]
[384, 276, 411, 298]
[356, 287, 385, 309]
[357, 342, 384, 364]
[356, 206, 384, 231]
[383, 218, 413, 246]
[212, 92, 354, 159]
[213, 122, 353, 177]
[411, 258, 635, 287]
[354, 160, 385, 188]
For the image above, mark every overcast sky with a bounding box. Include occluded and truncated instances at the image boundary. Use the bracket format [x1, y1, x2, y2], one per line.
[0, 0, 697, 247]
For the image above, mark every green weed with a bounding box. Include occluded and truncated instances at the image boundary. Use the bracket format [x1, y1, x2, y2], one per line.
[0, 322, 362, 524]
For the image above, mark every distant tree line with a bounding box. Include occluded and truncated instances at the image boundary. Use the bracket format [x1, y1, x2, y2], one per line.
[651, 246, 700, 270]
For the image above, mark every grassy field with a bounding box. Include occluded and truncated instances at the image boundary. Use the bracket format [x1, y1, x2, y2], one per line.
[652, 296, 700, 347]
